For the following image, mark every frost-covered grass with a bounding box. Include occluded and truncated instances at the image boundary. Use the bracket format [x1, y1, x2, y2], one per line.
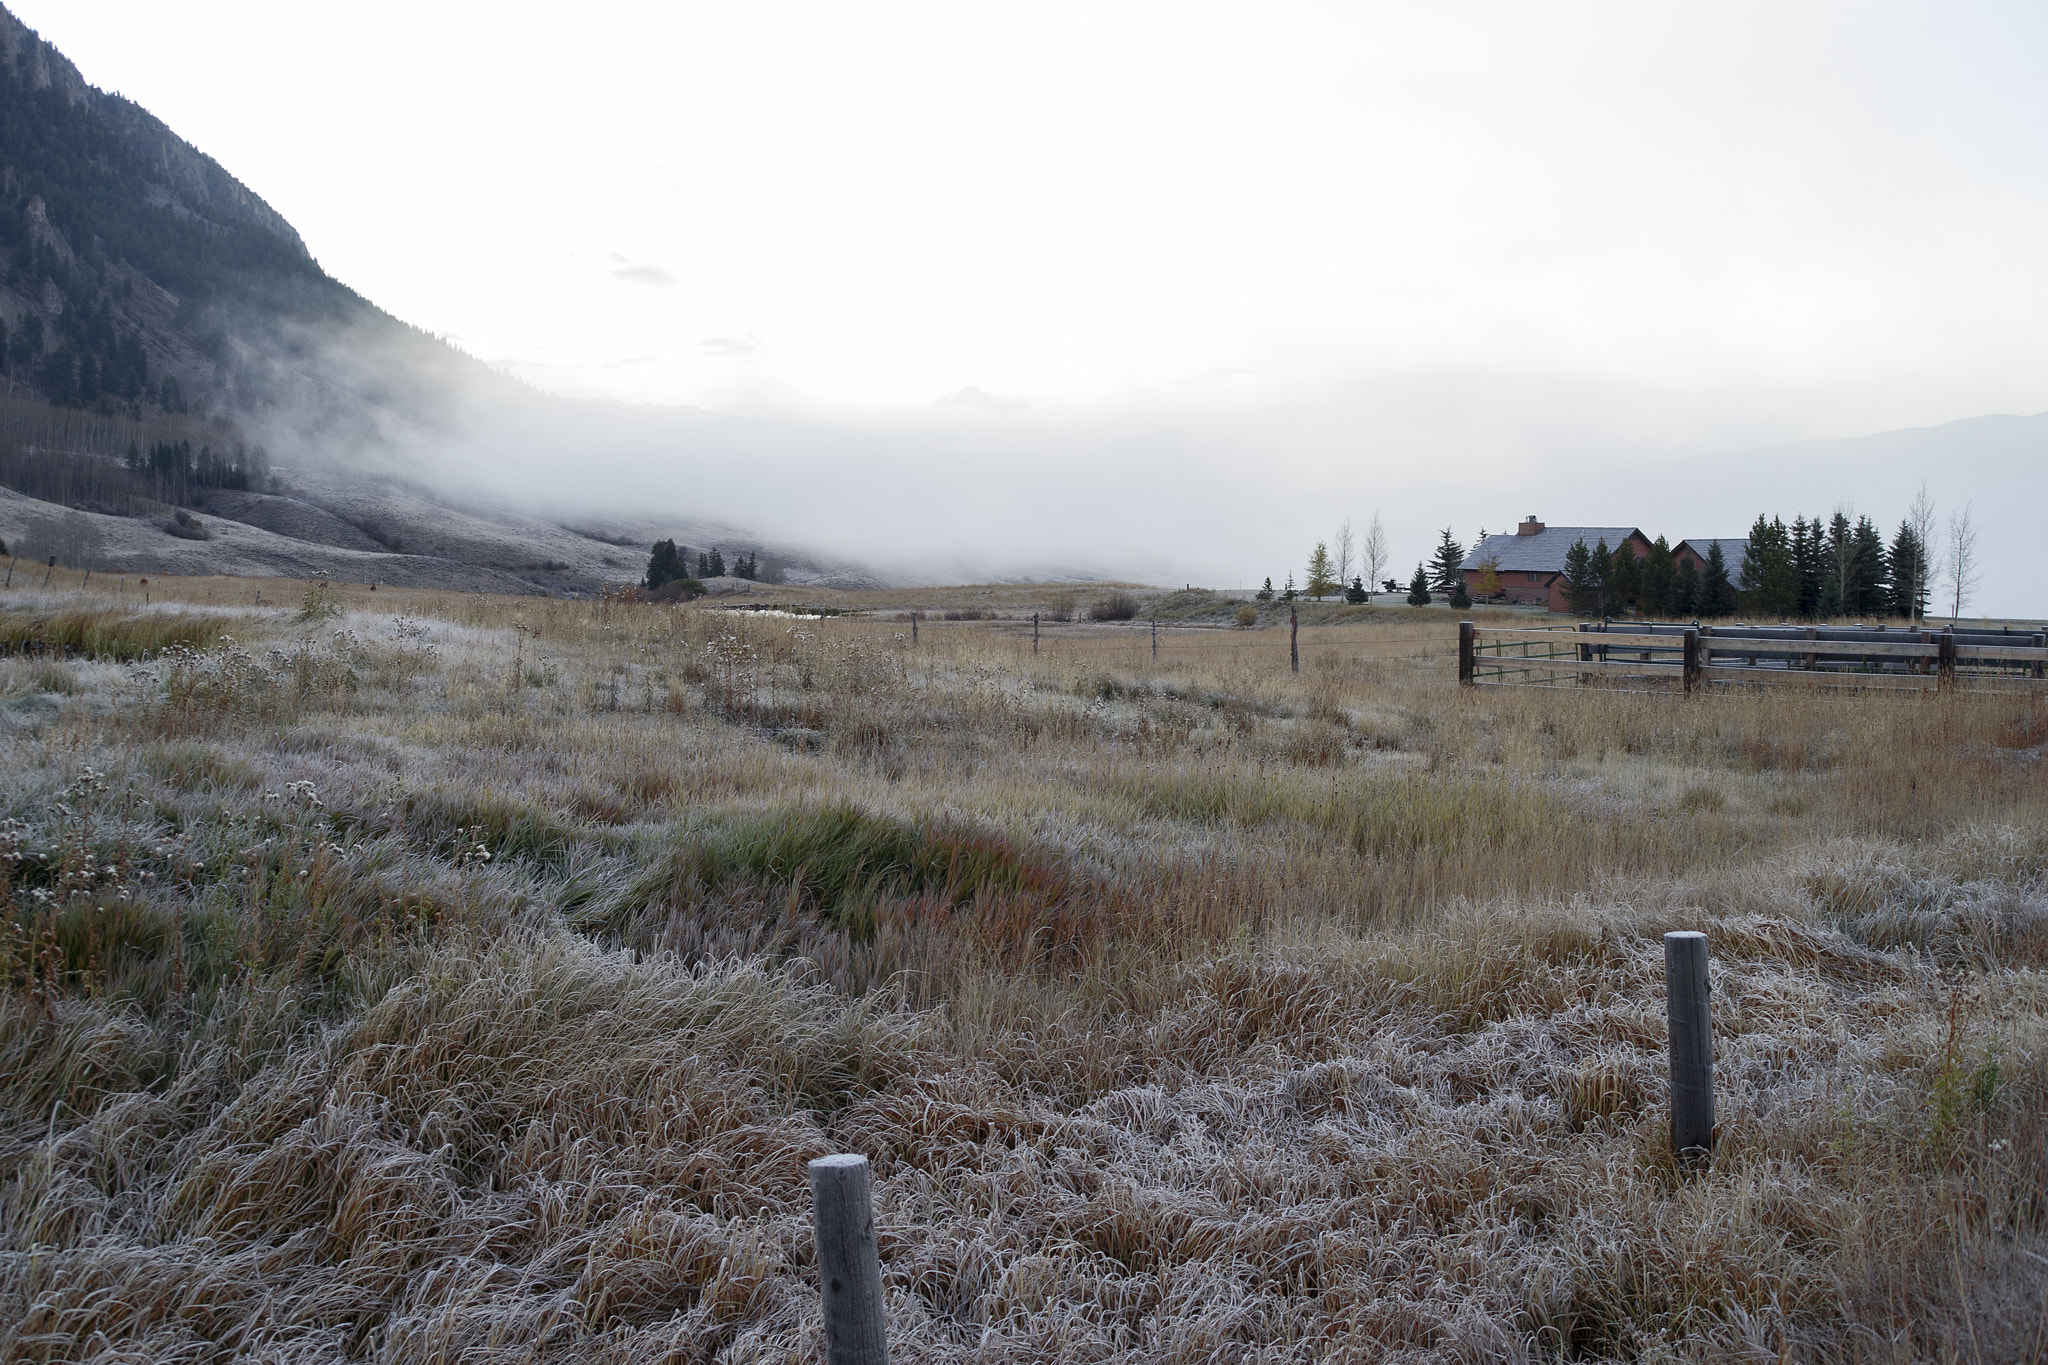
[0, 582, 2044, 1362]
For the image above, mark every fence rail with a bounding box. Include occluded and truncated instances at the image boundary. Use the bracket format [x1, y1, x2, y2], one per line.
[1458, 620, 2048, 694]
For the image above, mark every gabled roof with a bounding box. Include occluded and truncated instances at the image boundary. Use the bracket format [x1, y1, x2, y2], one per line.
[1675, 538, 1748, 567]
[1460, 527, 1645, 574]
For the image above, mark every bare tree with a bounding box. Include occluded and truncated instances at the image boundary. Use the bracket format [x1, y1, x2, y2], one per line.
[1363, 510, 1389, 594]
[1334, 519, 1356, 587]
[1945, 502, 1979, 623]
[1907, 482, 1940, 622]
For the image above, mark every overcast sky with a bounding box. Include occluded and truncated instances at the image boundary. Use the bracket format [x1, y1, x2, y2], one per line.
[19, 1, 2048, 607]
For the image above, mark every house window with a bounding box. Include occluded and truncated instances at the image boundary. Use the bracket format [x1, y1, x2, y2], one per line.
[1528, 572, 1539, 581]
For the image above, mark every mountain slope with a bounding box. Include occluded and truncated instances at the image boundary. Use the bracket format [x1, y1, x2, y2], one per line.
[0, 5, 885, 593]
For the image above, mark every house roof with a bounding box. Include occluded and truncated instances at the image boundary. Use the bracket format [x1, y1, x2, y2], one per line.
[1460, 527, 1645, 574]
[1675, 538, 1748, 567]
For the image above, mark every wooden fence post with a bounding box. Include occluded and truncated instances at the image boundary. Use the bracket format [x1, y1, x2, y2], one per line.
[1033, 613, 1039, 655]
[1457, 620, 1474, 684]
[41, 556, 54, 587]
[811, 1154, 888, 1365]
[1151, 618, 1158, 662]
[1665, 931, 1714, 1170]
[910, 612, 918, 646]
[1289, 606, 1298, 673]
[1682, 628, 1700, 695]
[1938, 628, 1956, 689]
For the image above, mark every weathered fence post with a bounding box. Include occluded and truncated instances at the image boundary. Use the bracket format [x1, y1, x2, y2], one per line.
[1937, 628, 1956, 690]
[41, 556, 54, 587]
[910, 612, 918, 646]
[1151, 618, 1158, 662]
[1289, 606, 1298, 673]
[2033, 633, 2045, 680]
[3, 556, 12, 588]
[1457, 620, 1474, 685]
[1665, 931, 1714, 1170]
[1033, 613, 1039, 655]
[810, 1154, 888, 1365]
[1681, 628, 1700, 695]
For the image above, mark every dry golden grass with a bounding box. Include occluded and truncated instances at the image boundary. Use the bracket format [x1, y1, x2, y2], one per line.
[0, 577, 2043, 1362]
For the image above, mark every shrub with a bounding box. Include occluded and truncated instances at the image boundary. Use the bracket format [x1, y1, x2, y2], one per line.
[1234, 604, 1259, 627]
[650, 578, 707, 603]
[1046, 588, 1077, 622]
[163, 509, 210, 541]
[1088, 591, 1139, 621]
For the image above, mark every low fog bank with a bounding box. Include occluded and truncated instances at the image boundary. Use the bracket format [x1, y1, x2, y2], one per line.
[223, 305, 2047, 613]
[351, 366, 2043, 616]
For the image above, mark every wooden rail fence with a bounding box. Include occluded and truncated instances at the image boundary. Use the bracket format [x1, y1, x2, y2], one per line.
[1458, 620, 2048, 694]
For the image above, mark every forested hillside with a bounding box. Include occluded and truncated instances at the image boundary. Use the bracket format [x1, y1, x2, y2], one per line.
[0, 3, 489, 441]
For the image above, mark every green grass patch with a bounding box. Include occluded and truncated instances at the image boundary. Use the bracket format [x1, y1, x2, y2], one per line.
[0, 607, 222, 660]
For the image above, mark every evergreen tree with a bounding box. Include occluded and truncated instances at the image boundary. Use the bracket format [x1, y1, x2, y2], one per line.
[1790, 515, 1825, 618]
[1740, 515, 1797, 617]
[644, 538, 681, 590]
[1281, 572, 1298, 602]
[1305, 542, 1337, 599]
[1608, 542, 1641, 616]
[1640, 536, 1674, 617]
[1562, 538, 1598, 615]
[1819, 513, 1852, 618]
[1406, 564, 1431, 606]
[1669, 557, 1701, 617]
[1345, 575, 1368, 604]
[1700, 540, 1738, 617]
[1448, 575, 1471, 609]
[709, 548, 726, 578]
[1886, 522, 1928, 620]
[1850, 516, 1888, 616]
[1256, 576, 1274, 602]
[1428, 528, 1465, 594]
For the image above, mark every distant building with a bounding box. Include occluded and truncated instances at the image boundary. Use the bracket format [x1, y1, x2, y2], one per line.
[1673, 538, 1748, 577]
[1460, 516, 1651, 612]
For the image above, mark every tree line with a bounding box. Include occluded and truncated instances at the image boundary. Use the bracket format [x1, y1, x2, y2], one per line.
[1306, 486, 1978, 622]
[643, 540, 780, 594]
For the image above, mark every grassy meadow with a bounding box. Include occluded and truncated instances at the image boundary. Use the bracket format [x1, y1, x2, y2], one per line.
[0, 575, 2043, 1362]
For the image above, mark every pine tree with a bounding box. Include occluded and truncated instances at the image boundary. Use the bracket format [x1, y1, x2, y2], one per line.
[1562, 539, 1598, 615]
[1790, 515, 1825, 619]
[1669, 557, 1701, 617]
[1886, 522, 1927, 620]
[1851, 516, 1887, 616]
[1345, 576, 1368, 604]
[1305, 543, 1337, 600]
[1428, 528, 1465, 594]
[1700, 540, 1737, 618]
[1406, 564, 1431, 606]
[1607, 542, 1641, 616]
[709, 548, 726, 578]
[1640, 537, 1674, 617]
[1819, 513, 1853, 618]
[1448, 575, 1471, 609]
[1256, 577, 1274, 602]
[1281, 572, 1298, 602]
[1740, 515, 1798, 617]
[644, 538, 681, 590]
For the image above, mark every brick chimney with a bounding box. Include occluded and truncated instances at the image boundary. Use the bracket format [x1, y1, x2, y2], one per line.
[1517, 516, 1544, 536]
